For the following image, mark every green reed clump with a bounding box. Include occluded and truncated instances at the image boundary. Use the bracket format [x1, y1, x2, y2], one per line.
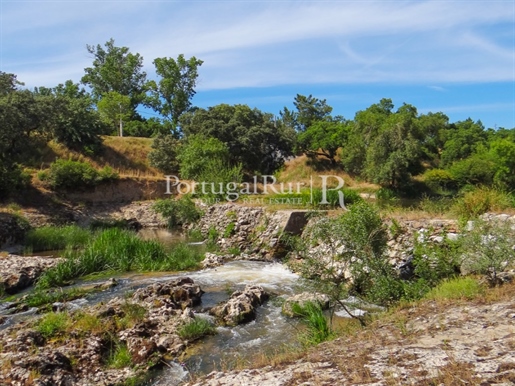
[291, 301, 333, 346]
[24, 225, 92, 252]
[178, 317, 216, 341]
[37, 228, 204, 288]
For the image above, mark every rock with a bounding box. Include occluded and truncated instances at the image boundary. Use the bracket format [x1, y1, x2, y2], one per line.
[126, 337, 159, 364]
[132, 277, 204, 309]
[282, 292, 330, 317]
[202, 253, 226, 269]
[209, 285, 269, 326]
[0, 255, 61, 294]
[94, 277, 118, 290]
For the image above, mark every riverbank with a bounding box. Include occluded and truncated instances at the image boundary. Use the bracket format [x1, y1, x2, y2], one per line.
[187, 280, 515, 386]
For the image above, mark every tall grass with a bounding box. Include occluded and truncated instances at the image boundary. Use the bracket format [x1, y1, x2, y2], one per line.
[291, 301, 333, 346]
[451, 187, 513, 219]
[178, 317, 216, 341]
[37, 228, 204, 288]
[424, 277, 484, 301]
[24, 225, 92, 252]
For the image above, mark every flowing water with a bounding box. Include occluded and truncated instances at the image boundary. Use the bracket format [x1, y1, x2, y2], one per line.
[4, 229, 360, 385]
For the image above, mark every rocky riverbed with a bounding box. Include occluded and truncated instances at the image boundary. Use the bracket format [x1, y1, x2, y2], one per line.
[187, 284, 515, 386]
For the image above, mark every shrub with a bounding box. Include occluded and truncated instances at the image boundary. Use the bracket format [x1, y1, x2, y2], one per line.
[451, 187, 513, 219]
[45, 159, 118, 190]
[178, 317, 216, 341]
[460, 218, 515, 284]
[148, 134, 179, 174]
[36, 229, 203, 288]
[423, 169, 457, 193]
[152, 195, 202, 228]
[107, 343, 132, 369]
[448, 157, 496, 188]
[425, 277, 483, 301]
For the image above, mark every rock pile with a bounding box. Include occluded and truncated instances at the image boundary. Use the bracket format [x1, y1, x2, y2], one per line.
[209, 285, 269, 326]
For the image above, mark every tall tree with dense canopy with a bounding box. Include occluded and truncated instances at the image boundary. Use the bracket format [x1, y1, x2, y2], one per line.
[81, 38, 147, 113]
[180, 104, 295, 174]
[147, 55, 203, 135]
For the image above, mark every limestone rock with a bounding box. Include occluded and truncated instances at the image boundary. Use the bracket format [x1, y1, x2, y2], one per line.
[209, 285, 269, 326]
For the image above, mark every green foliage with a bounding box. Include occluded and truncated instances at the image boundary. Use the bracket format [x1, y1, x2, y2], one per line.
[45, 159, 118, 190]
[297, 119, 349, 163]
[223, 222, 236, 238]
[0, 163, 31, 197]
[294, 202, 395, 312]
[440, 118, 487, 168]
[423, 169, 457, 193]
[460, 219, 515, 283]
[97, 91, 132, 135]
[180, 104, 295, 174]
[424, 277, 483, 300]
[148, 134, 180, 173]
[24, 287, 93, 308]
[411, 236, 462, 288]
[448, 155, 496, 188]
[291, 301, 333, 346]
[36, 228, 203, 288]
[177, 135, 231, 180]
[177, 317, 216, 341]
[24, 225, 92, 252]
[152, 195, 202, 228]
[147, 55, 203, 133]
[35, 312, 70, 339]
[82, 38, 147, 111]
[451, 187, 513, 219]
[107, 343, 133, 369]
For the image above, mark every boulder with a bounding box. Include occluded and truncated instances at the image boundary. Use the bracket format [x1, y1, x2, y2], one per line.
[282, 292, 330, 317]
[209, 285, 269, 326]
[132, 277, 204, 309]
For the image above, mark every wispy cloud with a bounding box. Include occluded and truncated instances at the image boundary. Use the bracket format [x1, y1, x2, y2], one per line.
[1, 0, 513, 90]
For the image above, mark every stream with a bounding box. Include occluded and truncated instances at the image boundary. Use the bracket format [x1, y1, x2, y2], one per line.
[3, 229, 357, 385]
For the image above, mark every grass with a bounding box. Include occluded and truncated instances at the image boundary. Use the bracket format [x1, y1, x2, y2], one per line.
[23, 287, 95, 308]
[24, 225, 92, 252]
[291, 301, 334, 346]
[177, 317, 216, 341]
[36, 228, 204, 288]
[107, 342, 133, 369]
[424, 277, 484, 301]
[451, 187, 514, 219]
[35, 311, 70, 339]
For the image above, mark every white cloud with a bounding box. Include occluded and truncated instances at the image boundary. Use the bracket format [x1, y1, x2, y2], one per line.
[1, 0, 513, 89]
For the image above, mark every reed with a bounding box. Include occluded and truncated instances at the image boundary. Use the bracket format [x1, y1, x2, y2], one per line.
[24, 225, 92, 252]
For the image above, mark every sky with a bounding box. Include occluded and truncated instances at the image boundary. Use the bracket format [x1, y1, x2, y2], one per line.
[1, 0, 514, 129]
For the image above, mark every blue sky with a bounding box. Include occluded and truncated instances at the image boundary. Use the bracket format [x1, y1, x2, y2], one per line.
[1, 0, 514, 129]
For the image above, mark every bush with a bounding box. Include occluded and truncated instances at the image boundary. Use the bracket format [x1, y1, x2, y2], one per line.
[451, 187, 513, 219]
[152, 195, 202, 228]
[291, 301, 333, 346]
[448, 157, 496, 188]
[460, 218, 515, 284]
[425, 277, 483, 300]
[148, 134, 179, 174]
[45, 159, 118, 190]
[423, 169, 457, 193]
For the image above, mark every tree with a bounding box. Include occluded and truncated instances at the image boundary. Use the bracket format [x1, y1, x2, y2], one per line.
[148, 134, 180, 174]
[33, 80, 105, 151]
[341, 98, 394, 177]
[81, 38, 147, 112]
[147, 55, 203, 135]
[180, 104, 295, 174]
[297, 117, 349, 163]
[363, 103, 422, 188]
[440, 118, 487, 167]
[281, 94, 333, 132]
[0, 72, 23, 96]
[97, 91, 132, 136]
